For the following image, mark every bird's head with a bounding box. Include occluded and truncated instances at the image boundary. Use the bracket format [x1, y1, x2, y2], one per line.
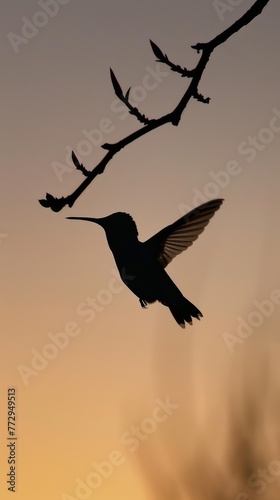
[67, 212, 138, 244]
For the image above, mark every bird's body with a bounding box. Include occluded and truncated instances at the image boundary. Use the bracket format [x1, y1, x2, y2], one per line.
[109, 236, 201, 324]
[67, 199, 223, 328]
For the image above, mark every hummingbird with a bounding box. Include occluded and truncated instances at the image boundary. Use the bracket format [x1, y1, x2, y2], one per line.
[67, 198, 223, 328]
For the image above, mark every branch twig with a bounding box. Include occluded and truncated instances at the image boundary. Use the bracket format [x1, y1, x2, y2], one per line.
[39, 0, 270, 212]
[150, 40, 194, 77]
[110, 69, 151, 125]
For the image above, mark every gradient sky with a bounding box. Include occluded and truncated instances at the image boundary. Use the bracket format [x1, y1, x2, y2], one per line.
[1, 1, 280, 499]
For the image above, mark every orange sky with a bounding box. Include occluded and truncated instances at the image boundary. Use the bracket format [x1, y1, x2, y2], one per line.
[1, 1, 280, 499]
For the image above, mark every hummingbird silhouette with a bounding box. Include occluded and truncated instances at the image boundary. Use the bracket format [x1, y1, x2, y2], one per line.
[67, 198, 223, 328]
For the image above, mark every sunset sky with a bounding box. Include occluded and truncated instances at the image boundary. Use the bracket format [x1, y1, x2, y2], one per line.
[1, 1, 280, 499]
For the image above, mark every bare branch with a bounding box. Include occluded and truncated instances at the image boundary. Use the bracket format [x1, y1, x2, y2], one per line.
[192, 0, 270, 52]
[39, 0, 271, 212]
[150, 40, 193, 77]
[110, 69, 151, 125]
[193, 91, 210, 104]
[71, 151, 90, 176]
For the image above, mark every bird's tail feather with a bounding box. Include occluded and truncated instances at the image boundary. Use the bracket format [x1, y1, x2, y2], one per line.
[169, 298, 202, 328]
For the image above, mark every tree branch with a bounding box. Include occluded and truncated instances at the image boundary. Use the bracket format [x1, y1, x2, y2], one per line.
[110, 69, 151, 125]
[39, 0, 270, 212]
[150, 40, 194, 77]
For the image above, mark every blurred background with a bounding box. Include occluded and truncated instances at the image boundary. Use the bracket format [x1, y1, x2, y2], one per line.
[1, 1, 280, 498]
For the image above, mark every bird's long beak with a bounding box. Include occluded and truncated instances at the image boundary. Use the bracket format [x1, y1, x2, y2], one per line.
[66, 217, 102, 225]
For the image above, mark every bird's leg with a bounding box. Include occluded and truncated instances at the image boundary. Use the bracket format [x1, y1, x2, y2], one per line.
[139, 298, 148, 309]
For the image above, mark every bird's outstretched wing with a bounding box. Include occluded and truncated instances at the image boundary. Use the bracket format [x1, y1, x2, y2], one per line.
[144, 199, 224, 268]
